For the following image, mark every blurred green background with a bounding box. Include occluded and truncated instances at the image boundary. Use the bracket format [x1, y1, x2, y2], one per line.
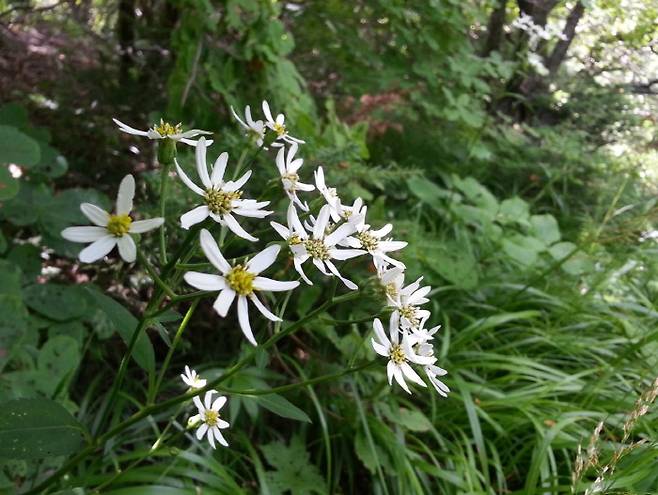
[1, 0, 658, 493]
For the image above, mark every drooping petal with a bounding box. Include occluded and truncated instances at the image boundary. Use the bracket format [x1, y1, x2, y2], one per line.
[80, 203, 110, 227]
[207, 428, 216, 449]
[372, 318, 389, 346]
[293, 257, 312, 285]
[213, 288, 236, 317]
[211, 152, 229, 187]
[312, 258, 330, 275]
[196, 423, 208, 441]
[78, 235, 117, 263]
[249, 294, 281, 321]
[392, 365, 412, 394]
[371, 338, 390, 357]
[175, 159, 204, 196]
[117, 235, 136, 263]
[246, 245, 280, 274]
[129, 217, 165, 233]
[386, 361, 395, 386]
[214, 427, 229, 447]
[116, 174, 135, 215]
[275, 147, 286, 175]
[401, 362, 427, 388]
[184, 271, 227, 291]
[223, 214, 257, 242]
[325, 260, 357, 290]
[113, 118, 149, 136]
[61, 226, 108, 243]
[195, 137, 212, 189]
[237, 295, 257, 346]
[231, 106, 248, 128]
[199, 229, 231, 273]
[253, 276, 299, 292]
[180, 205, 210, 230]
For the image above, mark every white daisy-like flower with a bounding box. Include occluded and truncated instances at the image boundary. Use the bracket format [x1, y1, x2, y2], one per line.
[231, 105, 266, 146]
[388, 276, 432, 330]
[341, 202, 407, 269]
[410, 314, 441, 343]
[262, 100, 305, 145]
[175, 137, 271, 240]
[275, 143, 314, 210]
[415, 341, 450, 398]
[378, 265, 405, 302]
[113, 118, 212, 147]
[61, 174, 164, 264]
[284, 204, 365, 289]
[190, 391, 230, 449]
[181, 365, 207, 389]
[183, 229, 300, 346]
[314, 166, 344, 221]
[371, 314, 436, 394]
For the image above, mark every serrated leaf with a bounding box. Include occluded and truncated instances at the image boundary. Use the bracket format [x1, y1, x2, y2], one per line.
[261, 436, 326, 495]
[0, 398, 84, 459]
[23, 284, 88, 322]
[256, 394, 311, 423]
[0, 125, 41, 166]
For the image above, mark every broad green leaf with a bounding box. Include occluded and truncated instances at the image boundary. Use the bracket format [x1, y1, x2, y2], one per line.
[422, 241, 479, 290]
[529, 214, 561, 245]
[84, 286, 155, 372]
[0, 166, 19, 201]
[397, 407, 432, 432]
[0, 103, 29, 128]
[548, 242, 592, 275]
[23, 284, 88, 322]
[0, 398, 84, 459]
[406, 176, 447, 210]
[0, 294, 30, 371]
[255, 394, 311, 423]
[354, 429, 379, 474]
[0, 259, 22, 296]
[48, 321, 87, 346]
[261, 436, 326, 495]
[7, 244, 42, 283]
[502, 234, 545, 266]
[0, 125, 40, 166]
[498, 197, 530, 226]
[37, 336, 80, 391]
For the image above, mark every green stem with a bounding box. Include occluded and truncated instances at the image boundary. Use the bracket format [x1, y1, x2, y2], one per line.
[149, 300, 200, 404]
[137, 249, 177, 299]
[158, 160, 172, 265]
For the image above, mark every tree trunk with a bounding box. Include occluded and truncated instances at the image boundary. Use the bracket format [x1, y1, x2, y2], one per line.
[545, 1, 585, 76]
[482, 0, 508, 57]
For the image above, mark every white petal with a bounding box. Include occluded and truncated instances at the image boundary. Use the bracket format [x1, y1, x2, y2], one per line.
[129, 217, 165, 233]
[393, 365, 412, 394]
[211, 152, 229, 187]
[325, 222, 357, 246]
[262, 100, 274, 123]
[175, 159, 204, 196]
[207, 428, 216, 449]
[80, 203, 110, 227]
[178, 129, 212, 139]
[224, 170, 252, 192]
[61, 226, 108, 243]
[79, 236, 117, 263]
[213, 427, 229, 447]
[217, 418, 230, 429]
[232, 207, 271, 219]
[386, 360, 395, 386]
[313, 205, 331, 239]
[213, 288, 236, 317]
[328, 248, 366, 260]
[249, 294, 281, 321]
[231, 106, 248, 128]
[195, 137, 212, 189]
[196, 423, 208, 440]
[246, 245, 280, 274]
[180, 205, 210, 230]
[200, 229, 231, 273]
[113, 118, 149, 136]
[370, 224, 393, 238]
[116, 174, 135, 215]
[253, 276, 299, 292]
[117, 235, 136, 263]
[275, 147, 286, 175]
[401, 362, 427, 388]
[204, 391, 214, 409]
[312, 258, 330, 275]
[237, 296, 257, 346]
[184, 272, 227, 291]
[293, 258, 312, 285]
[224, 214, 257, 242]
[180, 137, 213, 147]
[212, 396, 227, 411]
[325, 260, 357, 290]
[193, 395, 204, 411]
[371, 339, 389, 357]
[373, 318, 389, 346]
[270, 221, 290, 240]
[378, 240, 407, 252]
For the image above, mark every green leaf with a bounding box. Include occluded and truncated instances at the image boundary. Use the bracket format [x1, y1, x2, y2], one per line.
[0, 294, 30, 371]
[37, 336, 80, 389]
[406, 176, 447, 211]
[548, 242, 592, 275]
[0, 259, 22, 296]
[498, 197, 530, 226]
[422, 240, 479, 290]
[0, 165, 19, 201]
[354, 429, 379, 474]
[261, 436, 326, 495]
[84, 286, 154, 372]
[529, 214, 561, 245]
[23, 284, 88, 322]
[397, 407, 432, 432]
[0, 125, 41, 166]
[0, 398, 84, 459]
[502, 234, 545, 266]
[255, 394, 311, 423]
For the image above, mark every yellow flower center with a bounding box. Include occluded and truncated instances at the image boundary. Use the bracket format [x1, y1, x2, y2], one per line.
[204, 188, 242, 215]
[399, 305, 419, 327]
[289, 234, 303, 246]
[204, 409, 219, 427]
[272, 122, 286, 137]
[107, 214, 132, 237]
[226, 265, 255, 296]
[384, 282, 398, 299]
[356, 231, 379, 252]
[389, 344, 406, 365]
[305, 238, 330, 260]
[281, 173, 299, 186]
[154, 120, 182, 137]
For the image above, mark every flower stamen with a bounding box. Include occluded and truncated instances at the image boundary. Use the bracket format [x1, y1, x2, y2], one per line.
[357, 231, 379, 252]
[204, 189, 243, 215]
[305, 238, 330, 260]
[226, 265, 255, 296]
[154, 120, 182, 137]
[204, 409, 219, 427]
[107, 214, 132, 237]
[389, 344, 406, 365]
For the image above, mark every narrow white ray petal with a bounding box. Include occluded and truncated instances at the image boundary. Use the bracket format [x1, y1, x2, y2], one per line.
[262, 100, 274, 123]
[197, 229, 229, 273]
[129, 217, 165, 233]
[116, 174, 135, 215]
[224, 214, 257, 241]
[371, 339, 389, 357]
[196, 423, 208, 440]
[231, 106, 248, 128]
[328, 248, 366, 260]
[113, 118, 149, 136]
[370, 224, 393, 238]
[204, 391, 214, 409]
[178, 129, 212, 138]
[275, 146, 286, 175]
[313, 205, 331, 239]
[79, 236, 117, 263]
[179, 138, 213, 147]
[392, 365, 412, 394]
[213, 288, 236, 317]
[246, 245, 280, 274]
[409, 286, 431, 305]
[180, 205, 210, 229]
[270, 221, 290, 240]
[61, 226, 108, 243]
[214, 428, 229, 446]
[217, 418, 230, 429]
[211, 152, 229, 187]
[325, 260, 357, 290]
[194, 137, 212, 189]
[224, 170, 252, 192]
[184, 272, 227, 291]
[387, 361, 395, 386]
[373, 318, 389, 346]
[193, 395, 203, 411]
[175, 159, 204, 196]
[237, 296, 257, 346]
[249, 294, 281, 321]
[207, 428, 216, 449]
[295, 181, 315, 191]
[117, 235, 136, 263]
[253, 276, 299, 292]
[80, 203, 110, 227]
[294, 258, 313, 285]
[312, 258, 330, 275]
[212, 396, 227, 411]
[378, 240, 407, 252]
[325, 222, 357, 246]
[232, 207, 271, 219]
[401, 362, 427, 388]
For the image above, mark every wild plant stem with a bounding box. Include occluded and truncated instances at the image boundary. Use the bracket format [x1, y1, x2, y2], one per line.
[158, 160, 172, 265]
[136, 249, 177, 299]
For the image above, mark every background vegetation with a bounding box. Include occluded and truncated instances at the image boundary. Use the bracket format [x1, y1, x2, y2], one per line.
[1, 0, 657, 493]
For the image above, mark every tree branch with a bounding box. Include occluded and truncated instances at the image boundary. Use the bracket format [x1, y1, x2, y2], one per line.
[545, 1, 585, 76]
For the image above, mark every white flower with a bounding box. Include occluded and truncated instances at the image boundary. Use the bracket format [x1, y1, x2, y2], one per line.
[231, 105, 266, 146]
[181, 365, 207, 389]
[378, 266, 405, 302]
[410, 314, 441, 343]
[388, 276, 432, 330]
[61, 174, 164, 263]
[371, 314, 436, 394]
[314, 166, 344, 221]
[176, 137, 271, 241]
[414, 340, 449, 398]
[262, 100, 305, 145]
[275, 143, 314, 210]
[341, 201, 407, 269]
[113, 118, 212, 147]
[183, 229, 300, 346]
[283, 204, 365, 289]
[190, 391, 230, 449]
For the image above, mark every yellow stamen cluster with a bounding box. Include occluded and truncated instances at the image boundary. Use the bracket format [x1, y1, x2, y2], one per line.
[384, 282, 398, 299]
[204, 409, 219, 427]
[357, 231, 379, 252]
[154, 120, 182, 137]
[389, 344, 406, 365]
[107, 214, 132, 237]
[305, 238, 330, 260]
[226, 265, 255, 296]
[272, 122, 286, 137]
[399, 305, 419, 327]
[204, 189, 242, 215]
[281, 173, 299, 186]
[289, 234, 303, 246]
